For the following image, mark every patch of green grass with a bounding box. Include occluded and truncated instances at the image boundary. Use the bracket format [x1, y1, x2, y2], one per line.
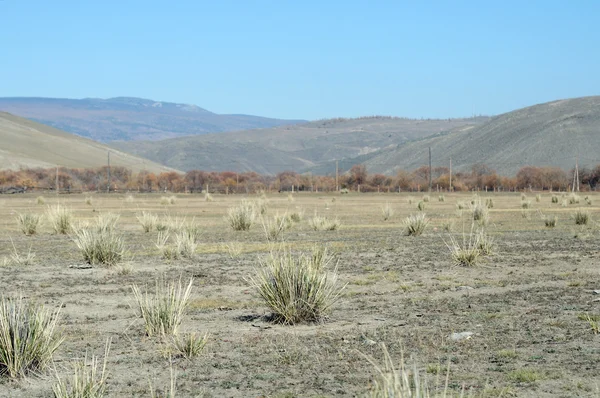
[508, 368, 541, 383]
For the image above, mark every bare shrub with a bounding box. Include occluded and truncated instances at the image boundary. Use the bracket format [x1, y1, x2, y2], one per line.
[137, 211, 158, 233]
[309, 215, 340, 231]
[72, 229, 125, 266]
[46, 205, 73, 234]
[446, 226, 481, 266]
[226, 200, 256, 231]
[574, 209, 590, 225]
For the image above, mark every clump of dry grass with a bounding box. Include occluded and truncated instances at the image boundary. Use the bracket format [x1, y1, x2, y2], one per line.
[226, 200, 256, 231]
[485, 198, 494, 208]
[72, 228, 125, 266]
[253, 197, 269, 216]
[124, 194, 135, 203]
[224, 242, 243, 259]
[261, 214, 293, 241]
[0, 296, 63, 378]
[204, 192, 214, 202]
[160, 196, 176, 206]
[438, 194, 445, 202]
[521, 200, 532, 209]
[94, 213, 119, 233]
[36, 196, 46, 205]
[16, 212, 41, 236]
[535, 194, 541, 203]
[137, 211, 159, 233]
[172, 333, 209, 359]
[46, 205, 73, 234]
[573, 209, 590, 225]
[422, 195, 430, 203]
[52, 340, 111, 398]
[476, 229, 495, 256]
[470, 200, 489, 226]
[9, 241, 36, 266]
[131, 277, 193, 336]
[551, 195, 559, 204]
[417, 201, 426, 211]
[404, 213, 428, 236]
[288, 209, 304, 223]
[381, 202, 394, 221]
[308, 215, 340, 231]
[174, 229, 198, 258]
[156, 231, 179, 260]
[248, 248, 345, 324]
[85, 196, 93, 206]
[446, 225, 481, 266]
[568, 193, 580, 205]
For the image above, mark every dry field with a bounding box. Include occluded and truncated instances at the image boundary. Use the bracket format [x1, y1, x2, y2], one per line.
[0, 191, 599, 397]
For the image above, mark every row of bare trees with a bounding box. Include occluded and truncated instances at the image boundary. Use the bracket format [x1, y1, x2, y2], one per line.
[1, 163, 599, 193]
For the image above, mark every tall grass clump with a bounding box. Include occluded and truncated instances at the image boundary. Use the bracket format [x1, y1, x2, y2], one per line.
[381, 202, 394, 221]
[137, 211, 158, 233]
[422, 195, 430, 203]
[438, 194, 445, 202]
[568, 193, 581, 205]
[0, 296, 63, 378]
[174, 230, 198, 258]
[94, 213, 119, 233]
[551, 195, 559, 204]
[16, 213, 41, 236]
[261, 214, 293, 242]
[124, 195, 135, 203]
[476, 229, 495, 256]
[417, 201, 426, 211]
[470, 200, 489, 226]
[36, 196, 46, 205]
[172, 333, 209, 359]
[573, 209, 590, 225]
[248, 248, 345, 324]
[131, 277, 193, 336]
[544, 215, 558, 228]
[85, 196, 93, 206]
[156, 231, 179, 260]
[204, 192, 214, 202]
[46, 205, 73, 234]
[521, 200, 532, 209]
[308, 215, 340, 231]
[253, 197, 269, 216]
[72, 228, 125, 266]
[9, 241, 36, 266]
[226, 200, 256, 231]
[403, 213, 428, 236]
[485, 198, 494, 208]
[52, 340, 110, 398]
[446, 225, 481, 266]
[535, 194, 541, 203]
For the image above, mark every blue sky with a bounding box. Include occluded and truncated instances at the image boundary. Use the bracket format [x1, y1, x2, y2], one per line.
[1, 1, 599, 120]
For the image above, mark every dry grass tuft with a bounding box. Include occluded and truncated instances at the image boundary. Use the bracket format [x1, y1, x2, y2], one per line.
[0, 296, 63, 378]
[573, 209, 590, 225]
[16, 212, 41, 236]
[131, 277, 193, 336]
[226, 200, 256, 231]
[46, 205, 73, 234]
[172, 333, 209, 359]
[381, 202, 394, 221]
[248, 248, 344, 324]
[72, 228, 125, 266]
[309, 215, 340, 231]
[446, 225, 481, 266]
[404, 213, 428, 236]
[137, 211, 159, 233]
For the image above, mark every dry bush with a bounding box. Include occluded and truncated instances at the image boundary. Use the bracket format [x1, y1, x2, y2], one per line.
[470, 200, 489, 226]
[248, 248, 345, 324]
[551, 195, 559, 204]
[381, 202, 394, 221]
[253, 198, 269, 216]
[0, 296, 63, 378]
[568, 194, 580, 205]
[94, 213, 119, 233]
[288, 209, 304, 223]
[36, 196, 46, 205]
[156, 231, 179, 260]
[485, 198, 494, 208]
[287, 193, 295, 202]
[174, 230, 198, 258]
[160, 196, 172, 206]
[574, 209, 590, 225]
[52, 340, 111, 398]
[226, 200, 256, 231]
[404, 213, 428, 236]
[309, 215, 340, 231]
[85, 196, 93, 206]
[204, 193, 214, 202]
[417, 201, 426, 211]
[16, 212, 41, 236]
[456, 201, 466, 210]
[544, 215, 558, 228]
[9, 241, 35, 266]
[131, 277, 193, 336]
[521, 201, 532, 209]
[422, 195, 430, 203]
[535, 194, 541, 202]
[137, 211, 158, 233]
[476, 229, 495, 256]
[46, 205, 73, 234]
[438, 195, 445, 202]
[72, 228, 125, 266]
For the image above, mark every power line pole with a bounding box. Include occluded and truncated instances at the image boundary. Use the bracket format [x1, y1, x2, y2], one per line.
[575, 155, 580, 192]
[107, 151, 111, 193]
[55, 166, 59, 195]
[335, 160, 339, 192]
[449, 157, 452, 192]
[428, 147, 432, 192]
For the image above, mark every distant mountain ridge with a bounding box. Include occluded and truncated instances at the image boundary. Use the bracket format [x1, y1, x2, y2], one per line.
[0, 97, 305, 142]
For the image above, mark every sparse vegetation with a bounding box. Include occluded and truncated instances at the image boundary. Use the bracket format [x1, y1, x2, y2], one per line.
[131, 277, 193, 336]
[172, 333, 209, 359]
[551, 195, 559, 203]
[137, 211, 159, 233]
[0, 296, 63, 378]
[438, 194, 445, 202]
[261, 214, 293, 241]
[470, 200, 489, 226]
[381, 202, 394, 221]
[417, 201, 426, 211]
[309, 215, 340, 231]
[52, 340, 110, 398]
[544, 215, 558, 228]
[521, 200, 532, 209]
[446, 225, 481, 266]
[36, 196, 46, 205]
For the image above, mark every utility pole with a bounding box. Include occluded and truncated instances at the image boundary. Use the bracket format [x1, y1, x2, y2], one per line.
[428, 147, 432, 192]
[575, 156, 580, 192]
[55, 166, 59, 195]
[335, 160, 339, 192]
[449, 157, 452, 192]
[106, 151, 111, 193]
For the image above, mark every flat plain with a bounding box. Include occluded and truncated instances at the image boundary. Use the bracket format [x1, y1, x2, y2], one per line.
[0, 191, 599, 397]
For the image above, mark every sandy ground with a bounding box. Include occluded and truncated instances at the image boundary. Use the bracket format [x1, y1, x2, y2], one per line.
[0, 191, 599, 397]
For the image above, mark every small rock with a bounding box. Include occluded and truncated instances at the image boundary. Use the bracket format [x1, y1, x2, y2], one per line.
[450, 332, 474, 341]
[593, 290, 600, 295]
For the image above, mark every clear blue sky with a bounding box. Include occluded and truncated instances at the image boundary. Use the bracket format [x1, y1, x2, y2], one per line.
[1, 1, 599, 120]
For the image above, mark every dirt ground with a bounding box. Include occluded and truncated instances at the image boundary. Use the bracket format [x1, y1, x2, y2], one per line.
[0, 191, 599, 397]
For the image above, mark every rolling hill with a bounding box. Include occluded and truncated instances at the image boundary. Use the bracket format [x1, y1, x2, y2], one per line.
[0, 112, 176, 173]
[356, 96, 600, 176]
[0, 97, 305, 142]
[112, 116, 488, 174]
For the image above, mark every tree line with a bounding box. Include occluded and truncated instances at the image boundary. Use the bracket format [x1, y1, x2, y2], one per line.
[1, 163, 599, 193]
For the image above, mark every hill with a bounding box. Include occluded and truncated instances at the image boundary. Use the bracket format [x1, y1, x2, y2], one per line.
[0, 112, 176, 173]
[112, 116, 488, 174]
[0, 97, 305, 142]
[357, 96, 600, 176]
